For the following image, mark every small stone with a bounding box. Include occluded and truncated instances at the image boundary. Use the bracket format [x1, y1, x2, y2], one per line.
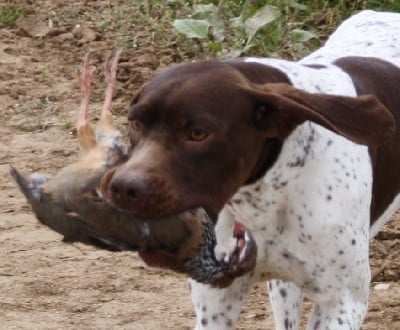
[374, 283, 391, 291]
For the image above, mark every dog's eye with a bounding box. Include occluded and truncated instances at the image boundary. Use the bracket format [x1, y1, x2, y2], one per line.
[130, 119, 141, 131]
[189, 128, 209, 142]
[253, 104, 276, 131]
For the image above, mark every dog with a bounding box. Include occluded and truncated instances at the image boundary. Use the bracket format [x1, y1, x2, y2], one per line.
[101, 10, 400, 329]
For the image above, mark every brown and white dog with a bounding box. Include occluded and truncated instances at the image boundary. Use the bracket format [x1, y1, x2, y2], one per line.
[101, 11, 400, 329]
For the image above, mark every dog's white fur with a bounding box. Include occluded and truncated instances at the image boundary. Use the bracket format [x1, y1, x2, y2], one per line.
[189, 10, 400, 329]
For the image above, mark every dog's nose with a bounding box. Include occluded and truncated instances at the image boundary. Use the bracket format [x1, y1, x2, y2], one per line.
[107, 173, 148, 212]
[110, 178, 135, 201]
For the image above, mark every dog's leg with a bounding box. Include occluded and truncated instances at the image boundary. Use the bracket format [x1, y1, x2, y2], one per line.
[189, 208, 258, 329]
[306, 286, 369, 330]
[268, 280, 303, 330]
[189, 273, 257, 330]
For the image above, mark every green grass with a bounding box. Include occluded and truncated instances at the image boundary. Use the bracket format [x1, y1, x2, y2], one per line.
[0, 4, 21, 26]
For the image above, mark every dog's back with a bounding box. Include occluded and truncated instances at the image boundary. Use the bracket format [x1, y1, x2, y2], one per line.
[305, 10, 400, 236]
[302, 10, 400, 67]
[243, 10, 400, 238]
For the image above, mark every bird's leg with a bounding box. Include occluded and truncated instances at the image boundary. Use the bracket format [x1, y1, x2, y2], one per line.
[76, 51, 96, 151]
[98, 48, 123, 132]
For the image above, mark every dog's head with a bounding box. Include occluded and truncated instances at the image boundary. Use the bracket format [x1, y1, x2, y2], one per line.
[101, 60, 395, 221]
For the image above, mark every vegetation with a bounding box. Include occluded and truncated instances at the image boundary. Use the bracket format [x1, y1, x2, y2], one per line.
[4, 1, 398, 60]
[134, 0, 400, 60]
[0, 4, 21, 26]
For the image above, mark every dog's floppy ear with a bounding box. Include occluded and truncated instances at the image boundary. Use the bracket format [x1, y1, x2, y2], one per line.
[248, 83, 396, 146]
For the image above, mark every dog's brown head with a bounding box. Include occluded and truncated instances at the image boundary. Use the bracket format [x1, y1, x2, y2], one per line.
[101, 60, 395, 221]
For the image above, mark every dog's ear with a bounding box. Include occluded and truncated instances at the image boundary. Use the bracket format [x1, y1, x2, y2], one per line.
[248, 83, 396, 146]
[129, 84, 147, 109]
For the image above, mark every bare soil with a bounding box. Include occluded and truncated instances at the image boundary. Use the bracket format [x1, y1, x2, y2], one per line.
[1, 1, 399, 329]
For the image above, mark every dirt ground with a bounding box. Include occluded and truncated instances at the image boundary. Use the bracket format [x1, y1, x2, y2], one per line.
[1, 1, 399, 329]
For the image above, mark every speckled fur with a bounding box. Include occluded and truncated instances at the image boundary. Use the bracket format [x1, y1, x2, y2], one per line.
[189, 11, 400, 330]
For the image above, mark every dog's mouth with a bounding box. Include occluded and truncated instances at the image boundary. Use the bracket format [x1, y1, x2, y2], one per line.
[99, 167, 223, 223]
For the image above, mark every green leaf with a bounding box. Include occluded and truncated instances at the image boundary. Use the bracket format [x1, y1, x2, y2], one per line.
[193, 4, 217, 17]
[193, 4, 225, 42]
[286, 0, 308, 11]
[290, 29, 318, 42]
[230, 16, 242, 29]
[173, 19, 211, 39]
[211, 24, 225, 43]
[244, 5, 280, 43]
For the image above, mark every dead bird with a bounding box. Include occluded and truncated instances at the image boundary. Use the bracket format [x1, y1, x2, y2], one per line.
[67, 194, 257, 287]
[11, 50, 257, 287]
[10, 50, 126, 249]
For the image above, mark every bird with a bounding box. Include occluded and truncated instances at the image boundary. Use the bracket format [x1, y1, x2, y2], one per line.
[11, 49, 257, 288]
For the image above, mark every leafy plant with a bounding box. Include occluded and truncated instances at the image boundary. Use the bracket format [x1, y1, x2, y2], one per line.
[173, 3, 286, 57]
[171, 0, 399, 59]
[173, 17, 211, 39]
